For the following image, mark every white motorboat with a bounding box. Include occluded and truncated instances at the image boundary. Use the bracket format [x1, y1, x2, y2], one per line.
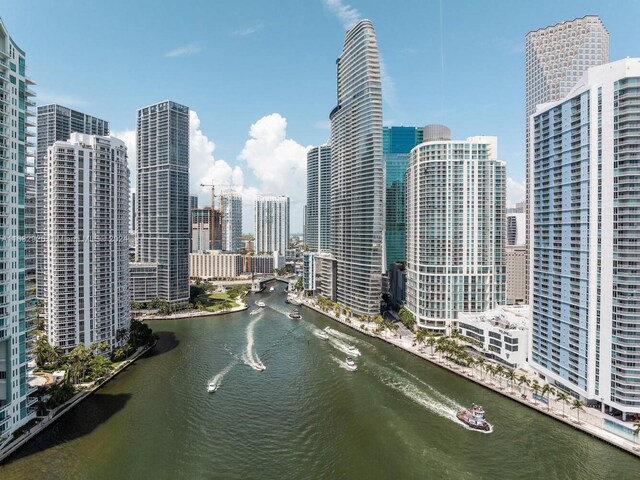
[253, 362, 266, 372]
[344, 357, 357, 371]
[345, 345, 360, 356]
[255, 301, 266, 307]
[316, 330, 329, 340]
[269, 286, 275, 292]
[207, 381, 218, 393]
[324, 326, 337, 336]
[288, 310, 301, 319]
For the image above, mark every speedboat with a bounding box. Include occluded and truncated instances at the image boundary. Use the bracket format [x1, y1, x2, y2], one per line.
[344, 357, 357, 371]
[456, 404, 492, 432]
[254, 362, 266, 372]
[324, 326, 337, 336]
[207, 382, 218, 393]
[288, 310, 301, 319]
[316, 330, 329, 340]
[255, 301, 266, 307]
[345, 345, 360, 356]
[269, 286, 275, 292]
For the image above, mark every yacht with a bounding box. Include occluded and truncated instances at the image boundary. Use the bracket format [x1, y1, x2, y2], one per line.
[324, 326, 337, 336]
[288, 310, 301, 319]
[255, 300, 266, 307]
[269, 286, 275, 292]
[344, 357, 357, 371]
[316, 330, 329, 340]
[456, 404, 492, 432]
[207, 381, 218, 393]
[345, 345, 360, 356]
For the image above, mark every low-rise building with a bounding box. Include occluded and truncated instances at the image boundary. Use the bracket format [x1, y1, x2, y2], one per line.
[457, 306, 529, 368]
[130, 263, 158, 303]
[189, 251, 243, 280]
[316, 253, 337, 302]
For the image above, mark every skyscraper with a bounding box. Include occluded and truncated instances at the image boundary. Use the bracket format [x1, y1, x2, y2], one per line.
[134, 101, 190, 309]
[305, 145, 331, 252]
[44, 134, 130, 352]
[0, 16, 37, 438]
[36, 104, 109, 302]
[220, 190, 242, 252]
[189, 195, 198, 211]
[525, 16, 609, 302]
[254, 195, 289, 255]
[406, 129, 505, 333]
[530, 58, 640, 419]
[191, 207, 222, 252]
[330, 19, 383, 316]
[383, 126, 424, 266]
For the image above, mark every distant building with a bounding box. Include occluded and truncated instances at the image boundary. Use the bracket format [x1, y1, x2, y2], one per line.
[255, 195, 289, 255]
[189, 252, 243, 280]
[191, 208, 222, 253]
[130, 263, 158, 303]
[305, 145, 331, 252]
[189, 195, 198, 211]
[530, 58, 640, 419]
[316, 253, 337, 302]
[131, 192, 136, 233]
[246, 255, 275, 275]
[506, 201, 525, 246]
[406, 130, 505, 334]
[220, 190, 242, 252]
[388, 263, 406, 310]
[133, 101, 190, 309]
[303, 252, 317, 293]
[458, 306, 529, 368]
[505, 245, 527, 305]
[44, 134, 130, 352]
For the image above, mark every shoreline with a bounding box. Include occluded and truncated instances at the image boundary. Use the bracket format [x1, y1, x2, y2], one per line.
[0, 341, 157, 464]
[138, 300, 248, 321]
[300, 298, 640, 459]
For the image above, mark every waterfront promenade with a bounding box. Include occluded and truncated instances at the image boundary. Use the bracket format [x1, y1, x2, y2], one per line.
[299, 297, 640, 458]
[139, 297, 248, 321]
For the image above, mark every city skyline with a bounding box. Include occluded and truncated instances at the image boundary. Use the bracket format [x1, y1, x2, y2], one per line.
[5, 1, 640, 232]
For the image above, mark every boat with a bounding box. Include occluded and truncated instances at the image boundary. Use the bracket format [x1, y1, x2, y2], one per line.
[345, 345, 360, 356]
[316, 330, 329, 340]
[207, 381, 218, 393]
[324, 326, 337, 336]
[288, 310, 301, 319]
[285, 298, 290, 304]
[255, 301, 266, 307]
[344, 357, 357, 371]
[289, 297, 302, 306]
[456, 404, 492, 432]
[253, 362, 266, 372]
[269, 286, 275, 292]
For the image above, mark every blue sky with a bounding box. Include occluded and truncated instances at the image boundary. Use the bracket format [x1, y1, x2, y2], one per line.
[3, 0, 640, 232]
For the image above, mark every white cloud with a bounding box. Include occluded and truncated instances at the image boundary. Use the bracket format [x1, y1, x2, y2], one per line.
[238, 113, 309, 232]
[164, 43, 204, 58]
[323, 0, 361, 30]
[37, 90, 89, 107]
[379, 55, 398, 112]
[506, 177, 525, 209]
[233, 23, 263, 36]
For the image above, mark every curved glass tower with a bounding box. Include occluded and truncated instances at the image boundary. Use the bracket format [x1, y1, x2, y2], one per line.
[329, 19, 383, 316]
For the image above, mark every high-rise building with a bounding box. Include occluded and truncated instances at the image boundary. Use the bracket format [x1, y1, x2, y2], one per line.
[530, 58, 640, 419]
[44, 134, 130, 352]
[191, 207, 222, 252]
[406, 130, 505, 333]
[36, 104, 109, 302]
[506, 201, 525, 246]
[220, 190, 242, 252]
[134, 101, 190, 309]
[505, 245, 527, 305]
[305, 145, 331, 252]
[189, 195, 198, 211]
[254, 195, 289, 255]
[329, 19, 383, 316]
[0, 16, 37, 438]
[525, 16, 609, 302]
[383, 126, 424, 266]
[131, 192, 136, 232]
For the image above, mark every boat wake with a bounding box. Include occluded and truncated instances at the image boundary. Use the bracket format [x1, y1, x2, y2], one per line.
[330, 354, 356, 371]
[244, 316, 266, 371]
[324, 327, 359, 343]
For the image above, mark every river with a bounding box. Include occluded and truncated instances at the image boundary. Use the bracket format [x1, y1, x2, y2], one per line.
[1, 288, 638, 479]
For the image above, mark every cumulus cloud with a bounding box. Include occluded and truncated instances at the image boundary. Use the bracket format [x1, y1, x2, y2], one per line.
[323, 0, 361, 30]
[164, 43, 204, 58]
[238, 113, 309, 232]
[506, 177, 525, 209]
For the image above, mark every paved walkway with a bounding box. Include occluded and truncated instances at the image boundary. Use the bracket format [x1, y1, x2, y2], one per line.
[298, 297, 640, 458]
[141, 298, 248, 321]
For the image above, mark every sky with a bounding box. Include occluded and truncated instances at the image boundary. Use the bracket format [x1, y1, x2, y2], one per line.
[4, 0, 640, 232]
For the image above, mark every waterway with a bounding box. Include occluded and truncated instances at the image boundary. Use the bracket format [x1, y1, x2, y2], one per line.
[1, 288, 638, 479]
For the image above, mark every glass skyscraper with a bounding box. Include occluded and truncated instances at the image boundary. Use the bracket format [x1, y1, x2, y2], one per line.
[383, 126, 423, 266]
[329, 19, 383, 316]
[305, 145, 331, 252]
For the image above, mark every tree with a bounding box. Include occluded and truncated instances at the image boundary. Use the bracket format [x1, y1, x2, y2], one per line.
[415, 329, 428, 348]
[34, 336, 58, 368]
[476, 358, 486, 380]
[398, 307, 416, 330]
[570, 399, 585, 423]
[530, 380, 541, 404]
[541, 384, 555, 412]
[89, 355, 112, 380]
[67, 344, 91, 384]
[506, 369, 518, 393]
[633, 419, 640, 450]
[555, 392, 570, 417]
[426, 335, 437, 356]
[517, 374, 530, 395]
[495, 365, 506, 389]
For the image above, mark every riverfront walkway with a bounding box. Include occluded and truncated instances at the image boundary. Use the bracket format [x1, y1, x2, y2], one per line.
[139, 298, 248, 321]
[299, 297, 640, 458]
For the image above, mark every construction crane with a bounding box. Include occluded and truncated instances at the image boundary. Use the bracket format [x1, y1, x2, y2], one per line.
[198, 181, 238, 250]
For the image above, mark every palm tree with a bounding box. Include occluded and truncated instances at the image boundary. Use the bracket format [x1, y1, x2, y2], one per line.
[555, 392, 570, 417]
[633, 419, 640, 451]
[427, 335, 437, 356]
[530, 380, 541, 404]
[415, 328, 428, 349]
[476, 358, 486, 380]
[517, 374, 530, 395]
[495, 365, 505, 389]
[571, 399, 585, 423]
[506, 369, 518, 393]
[541, 384, 555, 412]
[485, 364, 496, 385]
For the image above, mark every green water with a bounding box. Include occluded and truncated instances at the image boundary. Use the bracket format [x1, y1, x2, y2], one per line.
[1, 290, 638, 479]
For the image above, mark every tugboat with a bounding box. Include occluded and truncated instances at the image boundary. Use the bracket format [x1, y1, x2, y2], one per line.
[288, 309, 301, 319]
[456, 404, 492, 432]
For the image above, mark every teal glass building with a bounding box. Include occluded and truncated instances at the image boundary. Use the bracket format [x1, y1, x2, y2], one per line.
[383, 126, 423, 267]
